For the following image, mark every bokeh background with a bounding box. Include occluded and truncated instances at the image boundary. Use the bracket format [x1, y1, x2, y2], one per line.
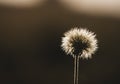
[0, 0, 120, 84]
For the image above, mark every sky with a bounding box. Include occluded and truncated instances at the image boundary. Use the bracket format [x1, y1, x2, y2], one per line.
[0, 0, 45, 8]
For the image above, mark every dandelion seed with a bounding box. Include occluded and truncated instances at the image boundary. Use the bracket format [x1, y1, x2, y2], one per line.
[61, 27, 98, 84]
[61, 28, 98, 59]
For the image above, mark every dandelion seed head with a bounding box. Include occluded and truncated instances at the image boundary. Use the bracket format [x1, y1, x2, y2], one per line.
[61, 28, 98, 59]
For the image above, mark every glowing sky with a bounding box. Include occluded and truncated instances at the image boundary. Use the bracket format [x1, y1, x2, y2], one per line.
[0, 0, 45, 7]
[59, 0, 120, 18]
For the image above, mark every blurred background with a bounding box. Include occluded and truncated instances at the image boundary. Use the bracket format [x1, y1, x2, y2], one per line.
[0, 0, 120, 84]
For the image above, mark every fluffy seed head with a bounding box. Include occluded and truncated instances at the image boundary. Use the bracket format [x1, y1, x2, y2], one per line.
[61, 28, 98, 59]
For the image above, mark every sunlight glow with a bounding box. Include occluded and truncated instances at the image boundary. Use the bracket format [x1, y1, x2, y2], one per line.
[0, 0, 45, 7]
[59, 0, 120, 18]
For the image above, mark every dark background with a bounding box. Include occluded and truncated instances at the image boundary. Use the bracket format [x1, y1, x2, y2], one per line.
[0, 1, 120, 84]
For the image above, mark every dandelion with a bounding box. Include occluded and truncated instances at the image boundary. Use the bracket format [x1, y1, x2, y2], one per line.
[61, 28, 98, 84]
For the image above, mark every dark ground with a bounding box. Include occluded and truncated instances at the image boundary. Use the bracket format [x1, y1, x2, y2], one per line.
[0, 1, 120, 84]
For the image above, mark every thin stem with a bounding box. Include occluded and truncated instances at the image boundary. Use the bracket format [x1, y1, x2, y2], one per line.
[74, 56, 77, 84]
[74, 56, 79, 84]
[77, 57, 79, 84]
